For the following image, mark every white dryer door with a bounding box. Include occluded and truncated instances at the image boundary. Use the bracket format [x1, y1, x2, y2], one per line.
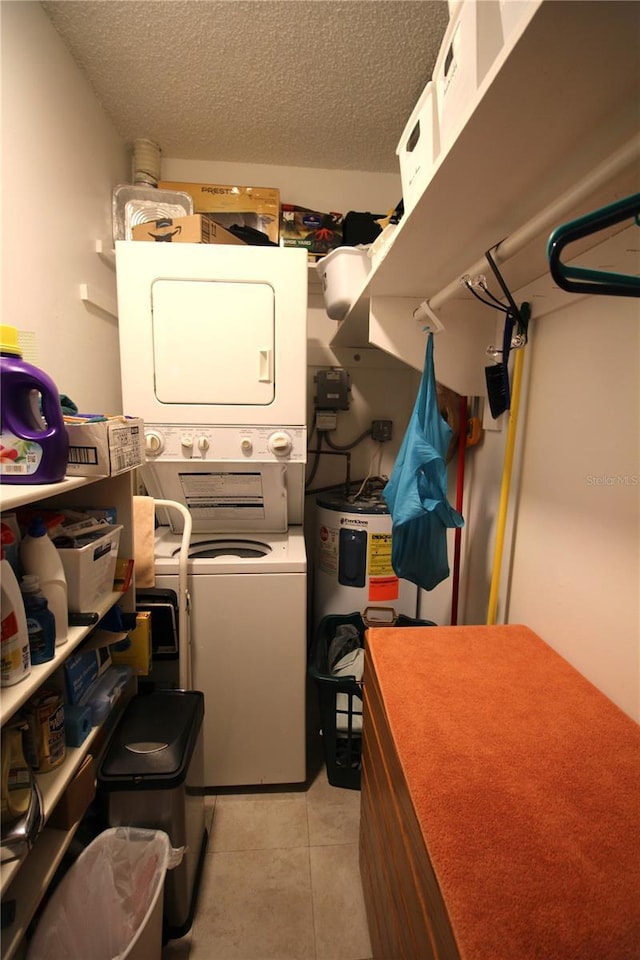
[152, 278, 275, 406]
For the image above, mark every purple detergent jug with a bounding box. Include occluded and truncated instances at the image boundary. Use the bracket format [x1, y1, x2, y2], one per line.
[0, 325, 68, 484]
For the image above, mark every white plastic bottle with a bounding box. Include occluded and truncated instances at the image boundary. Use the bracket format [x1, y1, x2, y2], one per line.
[1, 558, 31, 686]
[20, 517, 68, 645]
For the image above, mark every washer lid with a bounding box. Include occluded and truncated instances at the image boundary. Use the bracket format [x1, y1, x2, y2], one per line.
[186, 539, 272, 560]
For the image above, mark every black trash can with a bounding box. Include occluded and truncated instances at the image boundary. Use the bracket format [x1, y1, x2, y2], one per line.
[97, 690, 207, 941]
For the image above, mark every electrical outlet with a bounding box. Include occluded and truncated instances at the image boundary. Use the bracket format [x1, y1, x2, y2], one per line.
[371, 419, 393, 442]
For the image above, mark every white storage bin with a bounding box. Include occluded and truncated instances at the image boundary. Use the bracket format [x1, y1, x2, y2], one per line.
[396, 81, 440, 217]
[57, 524, 123, 612]
[316, 247, 370, 322]
[434, 0, 505, 155]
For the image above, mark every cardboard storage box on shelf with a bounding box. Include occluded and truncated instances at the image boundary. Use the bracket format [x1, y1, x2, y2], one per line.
[66, 417, 144, 478]
[280, 205, 343, 261]
[159, 181, 280, 243]
[57, 524, 123, 613]
[110, 610, 152, 676]
[48, 755, 96, 830]
[131, 214, 246, 245]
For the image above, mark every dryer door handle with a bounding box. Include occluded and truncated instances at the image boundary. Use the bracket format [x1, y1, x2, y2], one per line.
[258, 349, 273, 383]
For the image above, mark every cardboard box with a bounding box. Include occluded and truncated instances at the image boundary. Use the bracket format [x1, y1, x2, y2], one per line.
[131, 213, 246, 245]
[279, 205, 343, 260]
[110, 611, 152, 676]
[57, 525, 123, 612]
[66, 417, 145, 478]
[159, 181, 280, 243]
[48, 755, 96, 829]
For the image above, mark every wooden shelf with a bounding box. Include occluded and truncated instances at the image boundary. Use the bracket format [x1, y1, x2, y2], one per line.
[0, 728, 99, 896]
[1, 826, 80, 959]
[0, 471, 136, 956]
[0, 476, 98, 513]
[0, 591, 123, 728]
[332, 0, 640, 365]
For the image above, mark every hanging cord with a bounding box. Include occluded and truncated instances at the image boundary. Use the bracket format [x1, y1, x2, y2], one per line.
[306, 446, 352, 497]
[351, 443, 385, 501]
[323, 425, 372, 451]
[305, 413, 322, 489]
[485, 248, 529, 343]
[461, 274, 509, 312]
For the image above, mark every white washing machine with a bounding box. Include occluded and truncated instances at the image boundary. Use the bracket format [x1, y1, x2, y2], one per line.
[153, 526, 307, 787]
[115, 244, 309, 788]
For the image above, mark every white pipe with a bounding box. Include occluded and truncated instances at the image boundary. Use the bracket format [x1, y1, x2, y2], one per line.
[430, 134, 640, 311]
[153, 499, 192, 690]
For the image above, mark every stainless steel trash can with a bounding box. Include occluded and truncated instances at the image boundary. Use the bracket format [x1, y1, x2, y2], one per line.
[97, 690, 207, 940]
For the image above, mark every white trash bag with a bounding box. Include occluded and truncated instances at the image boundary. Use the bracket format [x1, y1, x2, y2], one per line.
[27, 827, 183, 960]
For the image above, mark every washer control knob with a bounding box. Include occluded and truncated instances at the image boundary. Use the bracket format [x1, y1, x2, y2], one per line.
[145, 431, 164, 456]
[268, 431, 293, 457]
[241, 438, 253, 455]
[181, 436, 194, 455]
[197, 436, 210, 453]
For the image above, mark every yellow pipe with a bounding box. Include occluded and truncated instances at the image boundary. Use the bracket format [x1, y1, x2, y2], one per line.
[487, 346, 526, 625]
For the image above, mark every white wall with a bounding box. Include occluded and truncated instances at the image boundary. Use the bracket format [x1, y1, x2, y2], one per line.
[1, 1, 129, 413]
[460, 251, 639, 720]
[508, 290, 639, 719]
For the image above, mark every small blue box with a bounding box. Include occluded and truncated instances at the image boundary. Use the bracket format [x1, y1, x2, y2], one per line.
[64, 646, 111, 704]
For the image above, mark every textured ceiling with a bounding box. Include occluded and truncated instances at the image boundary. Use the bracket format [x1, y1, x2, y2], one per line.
[40, 0, 450, 173]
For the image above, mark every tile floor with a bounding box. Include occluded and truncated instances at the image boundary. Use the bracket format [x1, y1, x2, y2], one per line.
[162, 732, 372, 960]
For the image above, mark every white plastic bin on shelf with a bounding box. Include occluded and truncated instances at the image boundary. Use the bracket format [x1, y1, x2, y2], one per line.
[397, 81, 440, 217]
[26, 827, 183, 960]
[57, 524, 122, 612]
[316, 247, 370, 321]
[434, 0, 505, 155]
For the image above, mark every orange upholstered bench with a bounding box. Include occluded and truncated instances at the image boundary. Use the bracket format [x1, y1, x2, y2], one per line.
[359, 624, 640, 960]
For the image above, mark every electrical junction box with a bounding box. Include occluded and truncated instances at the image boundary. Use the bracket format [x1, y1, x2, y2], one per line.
[372, 420, 393, 442]
[315, 368, 350, 410]
[316, 411, 338, 432]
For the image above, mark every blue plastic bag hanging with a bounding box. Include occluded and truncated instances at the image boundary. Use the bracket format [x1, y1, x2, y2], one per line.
[383, 333, 464, 591]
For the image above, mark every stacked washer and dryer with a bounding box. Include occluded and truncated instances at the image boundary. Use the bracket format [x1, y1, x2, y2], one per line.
[115, 242, 308, 788]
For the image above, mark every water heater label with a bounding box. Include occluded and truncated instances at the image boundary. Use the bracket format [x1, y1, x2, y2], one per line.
[368, 533, 398, 600]
[369, 577, 400, 601]
[318, 524, 338, 574]
[368, 533, 393, 576]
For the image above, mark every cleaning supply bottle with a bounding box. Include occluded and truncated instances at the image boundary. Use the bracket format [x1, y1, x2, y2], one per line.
[1, 558, 31, 686]
[1, 719, 33, 826]
[0, 324, 68, 485]
[0, 511, 22, 579]
[20, 518, 68, 645]
[20, 575, 56, 665]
